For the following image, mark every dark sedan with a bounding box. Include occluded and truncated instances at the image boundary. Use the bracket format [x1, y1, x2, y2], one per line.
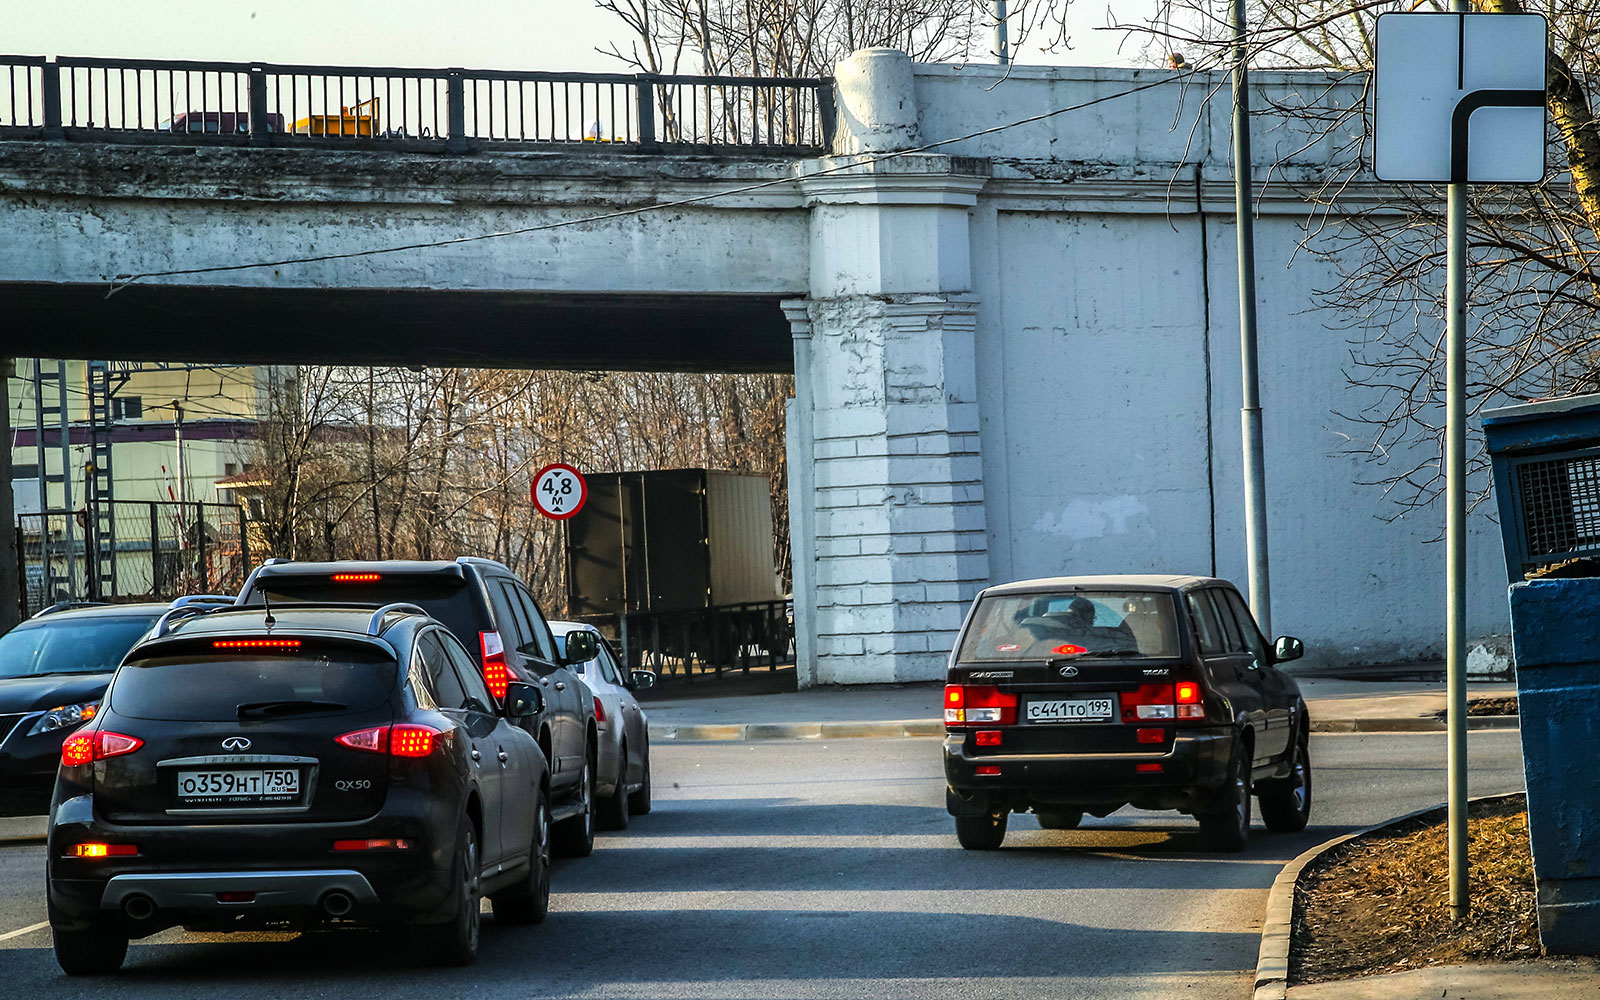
[0, 604, 167, 814]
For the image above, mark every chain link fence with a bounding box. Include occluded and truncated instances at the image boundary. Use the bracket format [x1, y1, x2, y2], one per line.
[17, 500, 252, 615]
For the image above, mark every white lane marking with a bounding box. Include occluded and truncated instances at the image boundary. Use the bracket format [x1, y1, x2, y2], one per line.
[0, 920, 48, 942]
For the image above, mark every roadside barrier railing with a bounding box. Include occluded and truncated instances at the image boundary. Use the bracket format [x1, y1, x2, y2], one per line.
[0, 56, 834, 154]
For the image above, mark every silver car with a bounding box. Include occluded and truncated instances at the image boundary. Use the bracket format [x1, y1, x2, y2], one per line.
[549, 622, 655, 829]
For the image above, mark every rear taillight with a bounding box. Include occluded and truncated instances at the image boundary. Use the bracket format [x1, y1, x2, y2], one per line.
[480, 631, 509, 701]
[1121, 682, 1205, 722]
[67, 843, 138, 859]
[593, 696, 607, 724]
[975, 730, 1003, 747]
[333, 838, 413, 851]
[336, 724, 441, 758]
[61, 730, 143, 767]
[944, 685, 1018, 726]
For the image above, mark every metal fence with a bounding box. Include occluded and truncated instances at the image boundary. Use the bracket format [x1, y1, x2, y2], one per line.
[18, 500, 251, 616]
[0, 55, 833, 153]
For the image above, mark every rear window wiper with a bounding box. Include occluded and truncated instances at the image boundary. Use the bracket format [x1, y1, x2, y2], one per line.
[1049, 649, 1145, 661]
[237, 699, 347, 719]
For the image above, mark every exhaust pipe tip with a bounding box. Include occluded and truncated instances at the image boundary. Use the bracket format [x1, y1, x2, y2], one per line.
[122, 894, 156, 921]
[321, 891, 354, 917]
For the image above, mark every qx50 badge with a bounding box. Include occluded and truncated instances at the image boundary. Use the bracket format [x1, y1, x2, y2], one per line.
[221, 737, 252, 752]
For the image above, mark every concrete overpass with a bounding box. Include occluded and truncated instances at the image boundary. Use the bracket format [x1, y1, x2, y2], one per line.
[0, 50, 1513, 684]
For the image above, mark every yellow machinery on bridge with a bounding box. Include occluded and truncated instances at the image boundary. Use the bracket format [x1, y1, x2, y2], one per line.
[291, 97, 379, 137]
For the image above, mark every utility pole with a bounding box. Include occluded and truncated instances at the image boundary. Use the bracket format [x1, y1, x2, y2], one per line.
[172, 400, 187, 508]
[0, 360, 20, 631]
[1445, 0, 1470, 921]
[1231, 0, 1271, 637]
[993, 1, 1010, 65]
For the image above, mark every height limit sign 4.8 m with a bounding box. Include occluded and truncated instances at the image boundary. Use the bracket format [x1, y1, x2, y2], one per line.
[532, 464, 587, 520]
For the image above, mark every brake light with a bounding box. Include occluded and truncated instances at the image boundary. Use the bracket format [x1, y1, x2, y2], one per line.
[593, 696, 607, 724]
[480, 631, 509, 701]
[335, 724, 441, 757]
[1174, 680, 1206, 719]
[1052, 644, 1088, 656]
[389, 725, 435, 757]
[944, 685, 1018, 726]
[331, 572, 381, 582]
[975, 730, 1002, 747]
[1136, 728, 1166, 744]
[333, 838, 413, 851]
[213, 639, 301, 650]
[975, 765, 1001, 776]
[1119, 683, 1205, 720]
[68, 843, 137, 859]
[61, 730, 143, 766]
[1136, 763, 1164, 773]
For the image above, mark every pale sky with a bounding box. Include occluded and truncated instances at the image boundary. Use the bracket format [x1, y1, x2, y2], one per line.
[11, 1, 1159, 73]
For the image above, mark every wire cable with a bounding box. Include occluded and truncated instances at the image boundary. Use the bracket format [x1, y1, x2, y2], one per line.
[106, 57, 1231, 292]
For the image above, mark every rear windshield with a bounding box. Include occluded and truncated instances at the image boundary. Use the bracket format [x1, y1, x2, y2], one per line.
[245, 579, 480, 647]
[956, 592, 1181, 661]
[0, 616, 160, 679]
[110, 649, 397, 722]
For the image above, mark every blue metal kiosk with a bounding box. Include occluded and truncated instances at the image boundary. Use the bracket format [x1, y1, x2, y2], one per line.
[1484, 393, 1600, 954]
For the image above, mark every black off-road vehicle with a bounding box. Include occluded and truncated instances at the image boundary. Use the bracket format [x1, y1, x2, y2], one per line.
[943, 575, 1311, 852]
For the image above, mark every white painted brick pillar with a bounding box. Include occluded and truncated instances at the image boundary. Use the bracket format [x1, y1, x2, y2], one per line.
[784, 130, 991, 683]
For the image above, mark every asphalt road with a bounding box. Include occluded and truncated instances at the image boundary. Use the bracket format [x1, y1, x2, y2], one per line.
[0, 732, 1525, 998]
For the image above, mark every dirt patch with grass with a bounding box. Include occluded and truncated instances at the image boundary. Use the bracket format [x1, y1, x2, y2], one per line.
[1291, 794, 1539, 985]
[1431, 694, 1519, 719]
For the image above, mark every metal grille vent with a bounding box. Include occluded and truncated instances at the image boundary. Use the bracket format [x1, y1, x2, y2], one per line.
[1518, 456, 1600, 561]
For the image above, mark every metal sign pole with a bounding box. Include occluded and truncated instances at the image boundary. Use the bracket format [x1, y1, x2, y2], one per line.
[1446, 0, 1470, 915]
[1232, 0, 1271, 638]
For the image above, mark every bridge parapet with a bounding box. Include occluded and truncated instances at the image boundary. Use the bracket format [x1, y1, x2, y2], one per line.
[0, 55, 834, 156]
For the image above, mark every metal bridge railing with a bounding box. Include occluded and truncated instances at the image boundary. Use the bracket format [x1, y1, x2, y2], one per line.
[0, 55, 835, 154]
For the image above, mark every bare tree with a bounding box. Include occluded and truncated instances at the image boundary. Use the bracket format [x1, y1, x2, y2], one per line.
[1118, 1, 1600, 513]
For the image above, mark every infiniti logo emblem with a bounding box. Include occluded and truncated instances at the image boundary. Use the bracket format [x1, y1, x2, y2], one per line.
[221, 737, 252, 752]
[1058, 664, 1079, 678]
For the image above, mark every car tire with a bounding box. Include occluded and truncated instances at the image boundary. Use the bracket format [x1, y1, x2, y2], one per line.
[52, 924, 128, 976]
[491, 789, 551, 926]
[1259, 728, 1312, 833]
[955, 810, 1008, 850]
[1036, 810, 1083, 830]
[1198, 744, 1252, 852]
[553, 754, 596, 858]
[427, 817, 481, 966]
[597, 745, 631, 831]
[627, 744, 652, 815]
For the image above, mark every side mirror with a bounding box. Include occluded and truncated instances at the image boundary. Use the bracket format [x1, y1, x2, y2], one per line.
[1273, 636, 1304, 663]
[505, 681, 544, 719]
[630, 669, 657, 691]
[562, 630, 599, 665]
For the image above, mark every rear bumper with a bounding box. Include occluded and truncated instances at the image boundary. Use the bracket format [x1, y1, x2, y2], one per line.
[943, 726, 1236, 811]
[46, 791, 455, 932]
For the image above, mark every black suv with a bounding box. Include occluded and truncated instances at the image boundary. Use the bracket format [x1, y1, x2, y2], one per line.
[47, 603, 551, 974]
[236, 558, 600, 856]
[943, 575, 1310, 852]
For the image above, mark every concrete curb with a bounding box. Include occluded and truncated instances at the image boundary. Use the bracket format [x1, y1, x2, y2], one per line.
[649, 719, 944, 742]
[1251, 791, 1526, 1000]
[1309, 715, 1519, 734]
[647, 717, 1518, 742]
[0, 815, 46, 844]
